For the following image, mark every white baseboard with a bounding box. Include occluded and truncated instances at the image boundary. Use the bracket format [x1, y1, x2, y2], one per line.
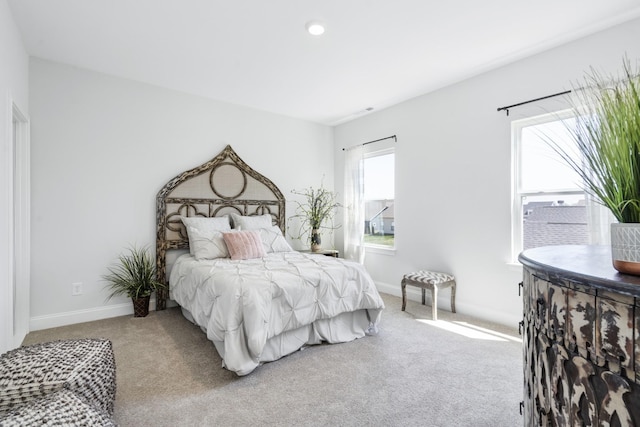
[377, 280, 447, 306]
[29, 283, 519, 332]
[375, 281, 520, 328]
[29, 298, 175, 331]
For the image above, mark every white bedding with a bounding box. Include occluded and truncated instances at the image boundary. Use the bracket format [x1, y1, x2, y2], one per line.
[169, 251, 385, 375]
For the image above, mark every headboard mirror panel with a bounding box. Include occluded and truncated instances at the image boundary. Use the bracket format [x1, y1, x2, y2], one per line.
[156, 145, 285, 309]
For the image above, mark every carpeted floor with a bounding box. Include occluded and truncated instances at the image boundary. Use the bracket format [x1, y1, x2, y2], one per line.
[22, 293, 523, 426]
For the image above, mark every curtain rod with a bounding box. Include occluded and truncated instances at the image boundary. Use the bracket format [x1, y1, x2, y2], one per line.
[497, 90, 572, 116]
[342, 135, 397, 151]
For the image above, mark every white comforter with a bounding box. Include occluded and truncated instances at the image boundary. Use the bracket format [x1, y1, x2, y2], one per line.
[169, 251, 384, 375]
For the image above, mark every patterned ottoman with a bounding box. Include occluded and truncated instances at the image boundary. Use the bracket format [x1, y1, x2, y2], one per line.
[0, 389, 116, 427]
[0, 338, 116, 422]
[401, 270, 456, 320]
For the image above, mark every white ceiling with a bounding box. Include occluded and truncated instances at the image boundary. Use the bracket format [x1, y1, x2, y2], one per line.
[8, 0, 640, 125]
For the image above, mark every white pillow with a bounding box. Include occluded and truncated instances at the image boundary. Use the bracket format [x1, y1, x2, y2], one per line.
[258, 225, 294, 253]
[181, 216, 231, 255]
[229, 213, 273, 230]
[187, 226, 230, 260]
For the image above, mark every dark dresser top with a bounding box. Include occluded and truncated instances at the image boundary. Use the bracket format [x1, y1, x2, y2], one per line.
[518, 245, 640, 298]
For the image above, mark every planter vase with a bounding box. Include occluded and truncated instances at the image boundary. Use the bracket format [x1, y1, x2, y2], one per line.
[132, 296, 150, 317]
[611, 223, 640, 275]
[311, 229, 322, 252]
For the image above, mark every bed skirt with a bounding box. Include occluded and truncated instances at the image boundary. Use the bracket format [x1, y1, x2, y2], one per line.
[180, 306, 377, 375]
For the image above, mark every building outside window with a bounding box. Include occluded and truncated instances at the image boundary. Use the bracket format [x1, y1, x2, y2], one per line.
[363, 148, 395, 248]
[512, 110, 589, 260]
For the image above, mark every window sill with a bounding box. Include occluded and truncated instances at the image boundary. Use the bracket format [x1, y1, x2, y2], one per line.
[365, 245, 396, 256]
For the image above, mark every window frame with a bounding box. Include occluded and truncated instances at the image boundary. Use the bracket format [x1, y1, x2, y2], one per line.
[511, 109, 586, 261]
[363, 144, 396, 252]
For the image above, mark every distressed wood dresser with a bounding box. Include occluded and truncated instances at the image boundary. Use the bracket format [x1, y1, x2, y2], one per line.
[518, 245, 640, 426]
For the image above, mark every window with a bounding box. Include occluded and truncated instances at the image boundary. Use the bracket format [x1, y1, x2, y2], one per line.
[363, 147, 395, 248]
[512, 110, 588, 259]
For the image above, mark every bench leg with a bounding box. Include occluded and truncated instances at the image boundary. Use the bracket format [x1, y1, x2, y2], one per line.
[451, 281, 456, 313]
[431, 286, 438, 321]
[401, 279, 407, 311]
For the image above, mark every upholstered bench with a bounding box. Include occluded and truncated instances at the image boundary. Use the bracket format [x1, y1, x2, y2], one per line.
[0, 338, 116, 424]
[401, 270, 456, 320]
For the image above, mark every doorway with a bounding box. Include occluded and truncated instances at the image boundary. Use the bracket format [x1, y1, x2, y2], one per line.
[10, 103, 30, 348]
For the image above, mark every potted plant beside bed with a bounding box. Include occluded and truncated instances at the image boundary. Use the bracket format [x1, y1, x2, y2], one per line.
[103, 245, 165, 317]
[289, 183, 341, 252]
[551, 58, 640, 274]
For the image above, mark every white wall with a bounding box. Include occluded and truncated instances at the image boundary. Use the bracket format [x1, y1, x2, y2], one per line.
[26, 16, 640, 333]
[29, 58, 333, 329]
[0, 0, 29, 353]
[334, 18, 640, 327]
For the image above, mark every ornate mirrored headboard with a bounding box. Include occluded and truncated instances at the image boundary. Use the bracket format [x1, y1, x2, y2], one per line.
[155, 145, 285, 309]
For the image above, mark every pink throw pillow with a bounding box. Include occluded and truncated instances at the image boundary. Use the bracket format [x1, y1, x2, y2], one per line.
[223, 230, 266, 260]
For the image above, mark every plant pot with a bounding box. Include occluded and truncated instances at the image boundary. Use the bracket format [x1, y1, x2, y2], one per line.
[611, 223, 640, 275]
[311, 229, 322, 252]
[132, 296, 150, 317]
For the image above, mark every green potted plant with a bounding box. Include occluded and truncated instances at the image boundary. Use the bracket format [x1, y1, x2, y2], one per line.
[103, 245, 165, 317]
[551, 57, 640, 274]
[289, 183, 341, 252]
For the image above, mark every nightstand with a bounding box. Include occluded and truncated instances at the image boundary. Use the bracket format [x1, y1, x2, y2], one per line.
[301, 249, 339, 258]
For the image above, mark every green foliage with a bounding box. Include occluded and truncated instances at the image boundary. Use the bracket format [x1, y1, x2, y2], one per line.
[363, 234, 395, 246]
[289, 183, 341, 242]
[103, 245, 165, 300]
[552, 57, 640, 223]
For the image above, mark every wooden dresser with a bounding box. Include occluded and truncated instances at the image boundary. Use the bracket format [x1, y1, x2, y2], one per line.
[518, 245, 640, 426]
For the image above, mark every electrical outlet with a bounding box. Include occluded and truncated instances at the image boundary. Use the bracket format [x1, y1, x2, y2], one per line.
[72, 282, 83, 296]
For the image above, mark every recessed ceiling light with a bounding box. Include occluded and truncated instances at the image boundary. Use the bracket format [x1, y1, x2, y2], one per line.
[305, 21, 325, 36]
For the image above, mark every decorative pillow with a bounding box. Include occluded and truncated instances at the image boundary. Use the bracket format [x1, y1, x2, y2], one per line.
[223, 230, 266, 260]
[229, 213, 273, 230]
[180, 216, 231, 255]
[187, 226, 229, 260]
[258, 225, 293, 253]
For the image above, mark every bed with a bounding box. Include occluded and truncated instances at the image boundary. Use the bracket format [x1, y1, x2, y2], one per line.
[156, 145, 384, 375]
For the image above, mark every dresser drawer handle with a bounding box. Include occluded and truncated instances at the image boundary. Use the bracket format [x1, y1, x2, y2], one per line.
[518, 281, 523, 296]
[519, 321, 524, 335]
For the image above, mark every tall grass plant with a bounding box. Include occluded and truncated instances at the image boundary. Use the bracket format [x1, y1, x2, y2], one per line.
[552, 58, 640, 223]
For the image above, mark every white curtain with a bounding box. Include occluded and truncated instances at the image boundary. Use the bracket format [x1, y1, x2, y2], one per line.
[343, 145, 365, 263]
[586, 194, 615, 245]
